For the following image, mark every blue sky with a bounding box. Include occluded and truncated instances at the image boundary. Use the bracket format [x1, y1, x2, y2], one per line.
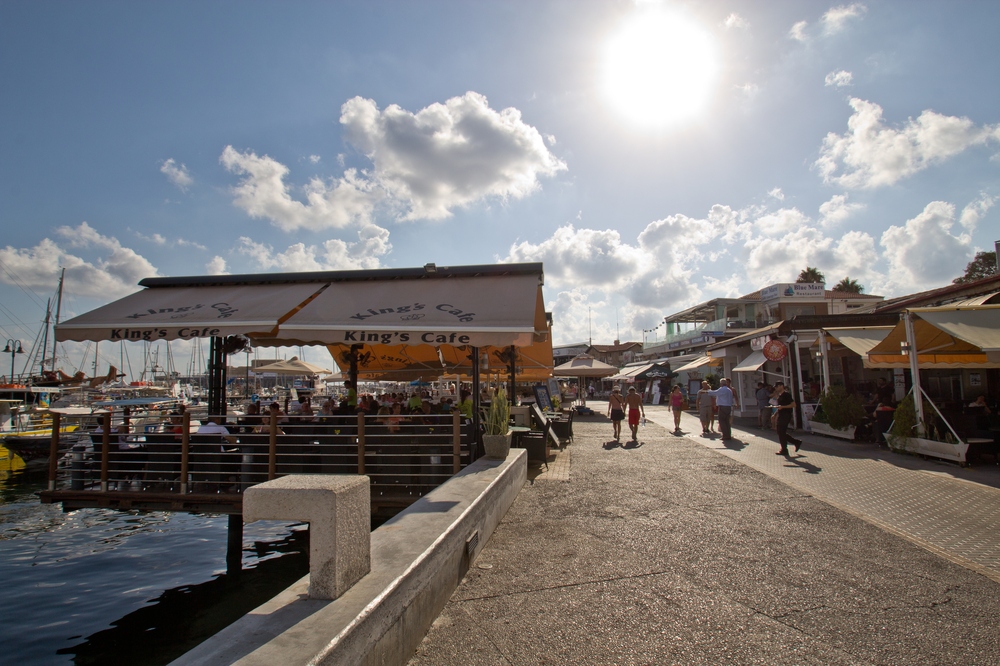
[2, 1, 999, 379]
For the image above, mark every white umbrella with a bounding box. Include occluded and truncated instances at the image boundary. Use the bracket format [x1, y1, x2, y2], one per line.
[254, 356, 332, 376]
[552, 354, 619, 406]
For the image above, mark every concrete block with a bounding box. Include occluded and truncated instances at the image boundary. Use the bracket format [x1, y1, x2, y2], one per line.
[243, 475, 370, 600]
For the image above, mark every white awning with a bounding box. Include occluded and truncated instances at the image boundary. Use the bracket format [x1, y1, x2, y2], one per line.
[823, 326, 893, 358]
[55, 267, 548, 350]
[609, 364, 652, 381]
[732, 350, 767, 372]
[673, 355, 716, 373]
[911, 305, 1000, 352]
[272, 274, 545, 348]
[55, 283, 329, 343]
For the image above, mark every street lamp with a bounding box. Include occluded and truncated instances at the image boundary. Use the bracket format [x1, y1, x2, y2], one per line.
[3, 339, 24, 382]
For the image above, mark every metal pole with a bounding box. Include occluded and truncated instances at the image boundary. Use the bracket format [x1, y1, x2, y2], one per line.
[819, 330, 831, 392]
[904, 311, 925, 433]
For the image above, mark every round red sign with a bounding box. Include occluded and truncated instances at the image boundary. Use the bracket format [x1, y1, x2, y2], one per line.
[762, 339, 788, 362]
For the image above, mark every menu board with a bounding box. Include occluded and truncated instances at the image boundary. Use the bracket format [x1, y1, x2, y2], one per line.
[533, 384, 552, 411]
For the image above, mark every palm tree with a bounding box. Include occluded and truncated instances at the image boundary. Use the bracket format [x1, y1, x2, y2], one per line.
[833, 277, 864, 294]
[796, 267, 825, 284]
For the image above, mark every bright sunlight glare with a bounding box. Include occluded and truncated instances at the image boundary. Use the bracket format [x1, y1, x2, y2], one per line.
[602, 10, 718, 128]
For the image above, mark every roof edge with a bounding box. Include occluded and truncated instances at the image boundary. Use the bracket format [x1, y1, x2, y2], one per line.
[138, 263, 545, 288]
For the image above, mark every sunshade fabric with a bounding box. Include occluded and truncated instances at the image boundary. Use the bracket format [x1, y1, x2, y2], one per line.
[823, 327, 893, 359]
[254, 357, 333, 376]
[732, 350, 768, 372]
[867, 305, 1000, 368]
[552, 354, 619, 378]
[673, 355, 719, 373]
[326, 323, 554, 382]
[274, 275, 544, 348]
[610, 364, 651, 381]
[55, 283, 327, 343]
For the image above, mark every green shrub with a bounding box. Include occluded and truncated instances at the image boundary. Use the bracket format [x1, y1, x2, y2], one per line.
[484, 387, 510, 436]
[817, 386, 867, 430]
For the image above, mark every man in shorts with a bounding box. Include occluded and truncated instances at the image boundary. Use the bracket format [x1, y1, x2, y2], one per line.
[625, 386, 645, 440]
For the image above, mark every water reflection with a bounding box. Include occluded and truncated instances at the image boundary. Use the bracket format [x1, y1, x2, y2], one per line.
[0, 462, 308, 665]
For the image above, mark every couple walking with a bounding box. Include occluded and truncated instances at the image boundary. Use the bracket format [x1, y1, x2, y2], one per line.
[608, 386, 644, 442]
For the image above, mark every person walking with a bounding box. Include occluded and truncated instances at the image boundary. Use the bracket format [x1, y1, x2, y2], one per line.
[695, 381, 715, 436]
[607, 386, 626, 442]
[706, 378, 738, 441]
[669, 385, 685, 432]
[625, 386, 645, 440]
[773, 381, 803, 456]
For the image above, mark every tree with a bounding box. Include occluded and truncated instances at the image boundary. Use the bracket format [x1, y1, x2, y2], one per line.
[953, 251, 998, 284]
[796, 267, 825, 284]
[833, 277, 864, 294]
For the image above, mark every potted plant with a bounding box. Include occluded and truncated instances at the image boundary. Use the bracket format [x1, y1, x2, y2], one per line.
[886, 393, 969, 464]
[482, 387, 511, 459]
[809, 386, 865, 440]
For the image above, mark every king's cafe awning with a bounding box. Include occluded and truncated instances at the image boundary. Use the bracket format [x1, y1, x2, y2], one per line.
[326, 322, 554, 382]
[272, 273, 545, 348]
[867, 305, 1000, 368]
[56, 264, 547, 349]
[55, 282, 329, 343]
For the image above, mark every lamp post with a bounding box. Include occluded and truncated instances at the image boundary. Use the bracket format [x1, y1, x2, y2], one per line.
[3, 340, 24, 383]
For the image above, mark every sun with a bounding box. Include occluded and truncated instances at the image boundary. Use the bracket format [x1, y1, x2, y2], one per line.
[602, 10, 718, 128]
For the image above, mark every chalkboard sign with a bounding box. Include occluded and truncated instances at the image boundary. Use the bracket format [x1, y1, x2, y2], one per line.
[533, 384, 552, 411]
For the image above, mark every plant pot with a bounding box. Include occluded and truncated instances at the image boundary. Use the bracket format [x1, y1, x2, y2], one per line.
[886, 435, 969, 464]
[808, 421, 856, 441]
[482, 433, 512, 460]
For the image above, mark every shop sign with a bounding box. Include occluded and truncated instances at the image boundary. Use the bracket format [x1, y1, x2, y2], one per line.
[760, 283, 826, 301]
[763, 339, 788, 361]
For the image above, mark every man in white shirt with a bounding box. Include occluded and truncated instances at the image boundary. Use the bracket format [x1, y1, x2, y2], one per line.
[706, 378, 739, 441]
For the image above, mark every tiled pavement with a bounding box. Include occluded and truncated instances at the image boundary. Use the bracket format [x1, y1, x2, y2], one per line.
[643, 404, 1000, 583]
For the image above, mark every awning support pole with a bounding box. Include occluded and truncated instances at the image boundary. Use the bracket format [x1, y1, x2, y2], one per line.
[819, 330, 831, 393]
[904, 312, 925, 434]
[208, 336, 227, 422]
[508, 345, 516, 406]
[470, 346, 481, 458]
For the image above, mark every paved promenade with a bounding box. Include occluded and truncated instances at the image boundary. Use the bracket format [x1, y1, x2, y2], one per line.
[409, 404, 1000, 665]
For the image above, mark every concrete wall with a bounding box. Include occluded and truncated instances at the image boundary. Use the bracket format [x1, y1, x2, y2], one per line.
[171, 449, 527, 666]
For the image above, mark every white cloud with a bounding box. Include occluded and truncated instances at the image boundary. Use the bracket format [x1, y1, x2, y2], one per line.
[823, 3, 867, 34]
[308, 155, 321, 164]
[878, 201, 973, 292]
[134, 230, 207, 251]
[221, 146, 380, 232]
[789, 20, 809, 42]
[818, 193, 865, 228]
[958, 194, 995, 231]
[724, 13, 748, 29]
[815, 97, 1000, 189]
[735, 82, 760, 98]
[824, 70, 853, 87]
[768, 187, 785, 201]
[0, 222, 157, 299]
[206, 256, 228, 275]
[340, 92, 567, 221]
[235, 224, 391, 272]
[160, 158, 193, 191]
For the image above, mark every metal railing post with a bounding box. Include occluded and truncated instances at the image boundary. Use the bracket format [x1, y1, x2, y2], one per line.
[180, 412, 190, 494]
[101, 412, 111, 492]
[48, 413, 60, 490]
[357, 412, 366, 475]
[268, 412, 277, 480]
[452, 410, 461, 474]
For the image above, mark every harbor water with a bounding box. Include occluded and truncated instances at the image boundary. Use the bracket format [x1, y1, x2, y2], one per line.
[0, 447, 309, 665]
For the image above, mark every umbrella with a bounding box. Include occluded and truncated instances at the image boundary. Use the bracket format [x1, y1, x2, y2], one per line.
[254, 356, 333, 376]
[552, 354, 619, 406]
[552, 354, 619, 377]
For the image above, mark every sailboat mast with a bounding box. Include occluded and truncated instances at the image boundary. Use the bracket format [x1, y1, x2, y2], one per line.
[52, 268, 65, 373]
[40, 298, 52, 377]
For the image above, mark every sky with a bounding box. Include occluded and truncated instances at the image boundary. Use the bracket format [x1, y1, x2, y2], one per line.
[1, 0, 999, 380]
